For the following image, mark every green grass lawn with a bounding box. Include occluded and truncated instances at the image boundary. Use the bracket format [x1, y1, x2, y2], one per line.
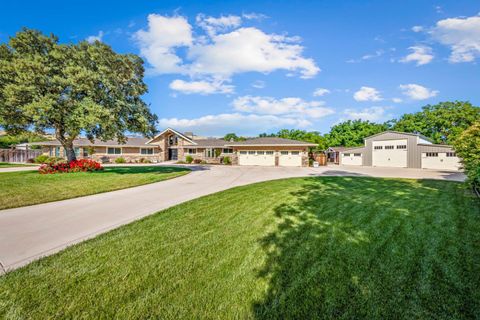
[0, 177, 479, 319]
[0, 162, 36, 168]
[0, 166, 190, 210]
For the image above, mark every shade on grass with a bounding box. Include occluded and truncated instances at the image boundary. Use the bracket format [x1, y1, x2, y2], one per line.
[0, 166, 190, 210]
[0, 177, 479, 319]
[0, 162, 36, 168]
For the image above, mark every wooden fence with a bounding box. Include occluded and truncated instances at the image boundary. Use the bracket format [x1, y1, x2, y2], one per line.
[0, 149, 42, 163]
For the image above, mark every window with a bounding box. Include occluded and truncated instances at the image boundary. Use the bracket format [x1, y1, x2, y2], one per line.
[186, 148, 196, 155]
[446, 152, 456, 157]
[257, 151, 265, 155]
[141, 148, 154, 155]
[83, 148, 90, 157]
[426, 152, 438, 157]
[265, 151, 274, 155]
[385, 145, 394, 150]
[239, 151, 247, 155]
[374, 146, 383, 150]
[248, 151, 256, 155]
[222, 148, 233, 154]
[354, 153, 361, 157]
[55, 147, 61, 157]
[291, 151, 300, 155]
[280, 151, 289, 155]
[396, 145, 407, 149]
[107, 147, 121, 155]
[344, 153, 350, 157]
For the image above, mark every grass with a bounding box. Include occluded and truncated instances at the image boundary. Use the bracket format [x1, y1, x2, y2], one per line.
[0, 162, 36, 168]
[0, 177, 479, 319]
[0, 166, 190, 210]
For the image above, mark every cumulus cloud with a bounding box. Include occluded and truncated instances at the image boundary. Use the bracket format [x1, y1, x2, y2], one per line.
[400, 46, 434, 66]
[134, 13, 319, 82]
[392, 97, 403, 103]
[169, 79, 234, 95]
[232, 95, 335, 118]
[313, 88, 330, 97]
[431, 15, 480, 63]
[412, 26, 424, 32]
[86, 31, 104, 43]
[353, 86, 382, 102]
[399, 84, 438, 100]
[342, 106, 392, 122]
[158, 113, 311, 136]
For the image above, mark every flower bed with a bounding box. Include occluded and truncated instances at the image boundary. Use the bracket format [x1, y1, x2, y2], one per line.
[39, 159, 103, 174]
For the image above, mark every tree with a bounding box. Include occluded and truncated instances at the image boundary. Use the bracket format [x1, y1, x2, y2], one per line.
[392, 101, 480, 144]
[0, 28, 158, 161]
[453, 121, 480, 185]
[223, 133, 239, 141]
[325, 120, 388, 147]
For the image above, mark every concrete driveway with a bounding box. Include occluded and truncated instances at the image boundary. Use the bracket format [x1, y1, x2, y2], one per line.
[0, 164, 465, 274]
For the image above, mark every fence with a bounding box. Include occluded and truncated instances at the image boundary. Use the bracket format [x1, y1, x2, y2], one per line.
[0, 148, 42, 163]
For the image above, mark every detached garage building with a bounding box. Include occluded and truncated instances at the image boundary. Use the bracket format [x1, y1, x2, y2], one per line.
[339, 131, 461, 171]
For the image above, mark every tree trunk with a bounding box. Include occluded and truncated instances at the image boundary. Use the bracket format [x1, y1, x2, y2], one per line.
[63, 142, 77, 162]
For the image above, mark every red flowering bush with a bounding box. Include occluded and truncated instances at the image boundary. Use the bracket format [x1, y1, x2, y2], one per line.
[39, 159, 103, 174]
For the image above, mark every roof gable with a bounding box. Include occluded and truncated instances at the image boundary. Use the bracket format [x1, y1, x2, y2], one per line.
[146, 128, 196, 145]
[364, 130, 433, 143]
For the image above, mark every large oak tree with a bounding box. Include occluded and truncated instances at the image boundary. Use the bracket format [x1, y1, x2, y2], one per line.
[0, 28, 158, 161]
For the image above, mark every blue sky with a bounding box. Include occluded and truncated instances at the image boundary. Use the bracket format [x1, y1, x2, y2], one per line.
[1, 0, 479, 136]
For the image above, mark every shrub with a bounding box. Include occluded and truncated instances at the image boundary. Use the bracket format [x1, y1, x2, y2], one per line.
[215, 149, 222, 158]
[223, 156, 231, 165]
[34, 155, 49, 163]
[193, 159, 202, 164]
[141, 158, 151, 164]
[115, 157, 126, 164]
[200, 160, 207, 164]
[39, 159, 103, 174]
[185, 155, 193, 164]
[454, 121, 480, 185]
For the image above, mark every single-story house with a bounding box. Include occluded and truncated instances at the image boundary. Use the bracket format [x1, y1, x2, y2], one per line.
[26, 128, 316, 167]
[339, 130, 461, 171]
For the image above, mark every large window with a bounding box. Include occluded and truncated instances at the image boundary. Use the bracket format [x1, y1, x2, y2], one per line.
[74, 147, 80, 157]
[55, 147, 61, 157]
[107, 147, 121, 155]
[222, 148, 233, 154]
[83, 148, 90, 157]
[186, 148, 196, 155]
[141, 148, 154, 155]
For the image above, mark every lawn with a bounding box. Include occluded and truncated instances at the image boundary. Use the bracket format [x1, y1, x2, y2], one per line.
[0, 166, 190, 210]
[0, 162, 36, 168]
[0, 177, 479, 319]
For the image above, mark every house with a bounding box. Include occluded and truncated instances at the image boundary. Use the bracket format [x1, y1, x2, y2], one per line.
[26, 128, 316, 167]
[338, 131, 461, 171]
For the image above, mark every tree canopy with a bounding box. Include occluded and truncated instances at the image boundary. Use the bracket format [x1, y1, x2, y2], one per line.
[453, 121, 480, 185]
[325, 120, 388, 147]
[392, 101, 480, 144]
[0, 28, 157, 161]
[223, 133, 246, 142]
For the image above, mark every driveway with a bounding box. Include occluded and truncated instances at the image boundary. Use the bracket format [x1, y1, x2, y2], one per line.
[0, 165, 465, 274]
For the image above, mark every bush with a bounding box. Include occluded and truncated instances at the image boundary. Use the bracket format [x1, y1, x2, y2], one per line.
[215, 149, 222, 158]
[185, 155, 193, 164]
[200, 160, 207, 164]
[141, 158, 151, 164]
[223, 156, 231, 165]
[454, 121, 480, 185]
[34, 154, 50, 163]
[39, 159, 103, 174]
[115, 157, 126, 164]
[193, 159, 202, 164]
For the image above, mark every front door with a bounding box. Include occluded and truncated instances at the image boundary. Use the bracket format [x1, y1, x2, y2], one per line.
[168, 149, 178, 160]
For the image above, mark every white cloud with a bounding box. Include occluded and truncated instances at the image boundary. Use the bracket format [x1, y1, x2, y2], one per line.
[158, 113, 311, 136]
[342, 106, 392, 122]
[232, 95, 334, 118]
[134, 14, 319, 81]
[431, 15, 480, 63]
[169, 79, 234, 95]
[399, 84, 438, 100]
[313, 88, 330, 97]
[242, 12, 268, 20]
[400, 46, 434, 66]
[353, 86, 382, 102]
[86, 31, 104, 43]
[347, 50, 384, 63]
[134, 14, 192, 74]
[412, 26, 424, 32]
[392, 97, 403, 103]
[251, 80, 266, 89]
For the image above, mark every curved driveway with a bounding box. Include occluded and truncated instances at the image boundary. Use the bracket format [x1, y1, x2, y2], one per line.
[0, 165, 465, 273]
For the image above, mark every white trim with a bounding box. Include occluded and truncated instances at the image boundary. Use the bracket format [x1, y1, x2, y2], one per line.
[140, 147, 155, 155]
[226, 143, 314, 147]
[107, 147, 122, 155]
[146, 128, 197, 145]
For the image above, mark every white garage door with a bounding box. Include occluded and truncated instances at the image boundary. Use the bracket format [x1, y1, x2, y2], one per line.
[341, 152, 362, 165]
[238, 150, 275, 166]
[279, 151, 302, 167]
[372, 139, 407, 168]
[421, 152, 461, 171]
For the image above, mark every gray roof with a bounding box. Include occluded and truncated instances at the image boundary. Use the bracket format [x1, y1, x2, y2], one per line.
[188, 139, 229, 148]
[28, 137, 151, 147]
[365, 130, 433, 143]
[226, 137, 317, 146]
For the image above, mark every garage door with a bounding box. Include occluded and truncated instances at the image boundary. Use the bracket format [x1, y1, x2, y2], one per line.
[279, 151, 302, 167]
[421, 152, 461, 171]
[341, 152, 362, 165]
[372, 139, 407, 168]
[238, 150, 275, 166]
